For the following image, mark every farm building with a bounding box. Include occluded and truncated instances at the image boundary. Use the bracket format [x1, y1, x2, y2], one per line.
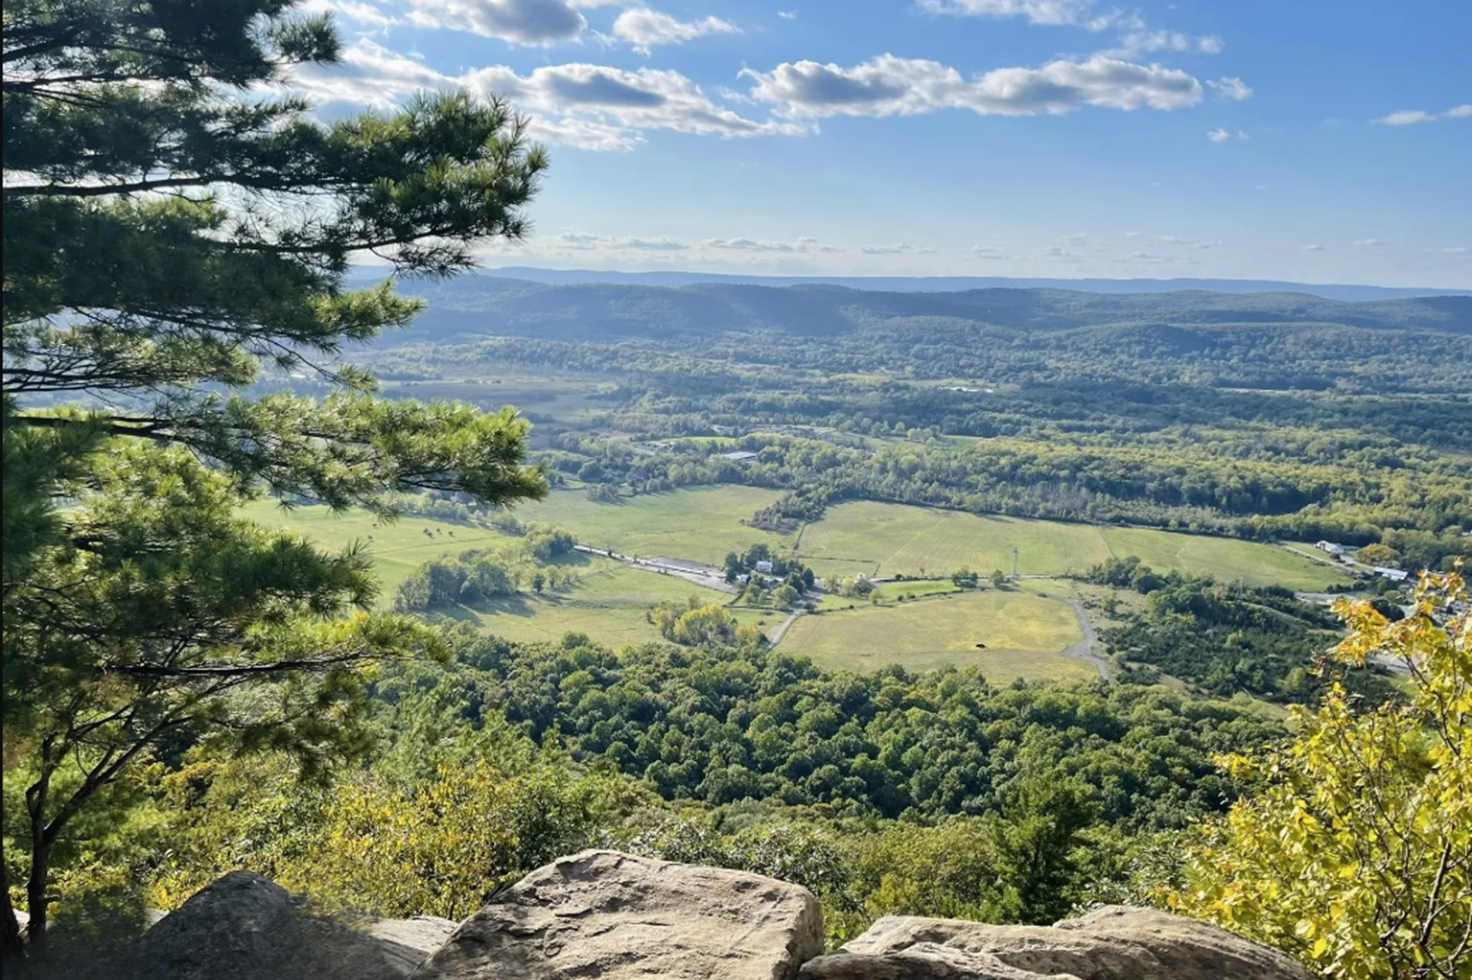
[720, 450, 759, 462]
[1373, 566, 1409, 583]
[1315, 541, 1349, 556]
[755, 560, 774, 574]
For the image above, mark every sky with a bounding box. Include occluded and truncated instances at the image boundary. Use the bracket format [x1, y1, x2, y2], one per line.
[299, 0, 1471, 287]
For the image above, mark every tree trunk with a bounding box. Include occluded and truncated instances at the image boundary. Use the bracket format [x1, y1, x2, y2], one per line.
[2, 859, 27, 964]
[24, 837, 51, 962]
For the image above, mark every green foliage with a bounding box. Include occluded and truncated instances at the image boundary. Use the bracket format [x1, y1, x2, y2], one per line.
[393, 551, 519, 611]
[287, 761, 617, 920]
[649, 597, 743, 646]
[2, 0, 551, 955]
[1173, 572, 1471, 980]
[1082, 558, 1396, 703]
[449, 630, 1277, 828]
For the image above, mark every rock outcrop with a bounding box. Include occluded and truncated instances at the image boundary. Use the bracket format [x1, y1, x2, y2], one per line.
[799, 905, 1312, 980]
[105, 870, 454, 980]
[410, 849, 825, 980]
[71, 859, 1312, 980]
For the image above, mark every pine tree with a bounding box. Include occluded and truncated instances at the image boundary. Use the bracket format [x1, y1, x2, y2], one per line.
[2, 0, 550, 958]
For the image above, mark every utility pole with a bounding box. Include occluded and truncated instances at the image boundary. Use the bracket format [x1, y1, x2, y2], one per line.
[1013, 547, 1020, 581]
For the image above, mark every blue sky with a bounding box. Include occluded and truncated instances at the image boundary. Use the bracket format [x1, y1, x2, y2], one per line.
[302, 0, 1470, 286]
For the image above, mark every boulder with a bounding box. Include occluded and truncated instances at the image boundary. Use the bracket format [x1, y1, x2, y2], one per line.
[106, 871, 452, 980]
[800, 943, 1081, 979]
[411, 849, 824, 980]
[799, 905, 1310, 980]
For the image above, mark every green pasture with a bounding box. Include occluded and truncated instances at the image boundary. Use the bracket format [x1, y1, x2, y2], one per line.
[238, 501, 517, 597]
[796, 500, 1348, 590]
[512, 486, 791, 566]
[775, 589, 1092, 682]
[455, 564, 733, 648]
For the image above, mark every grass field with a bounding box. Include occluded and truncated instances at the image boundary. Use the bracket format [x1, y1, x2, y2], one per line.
[239, 501, 517, 597]
[454, 563, 732, 648]
[239, 488, 1347, 666]
[796, 500, 1348, 590]
[775, 589, 1092, 682]
[512, 486, 791, 566]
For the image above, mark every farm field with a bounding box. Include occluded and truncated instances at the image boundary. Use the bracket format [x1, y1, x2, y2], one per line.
[796, 500, 1349, 590]
[238, 500, 515, 597]
[458, 563, 733, 648]
[512, 486, 792, 566]
[775, 589, 1093, 682]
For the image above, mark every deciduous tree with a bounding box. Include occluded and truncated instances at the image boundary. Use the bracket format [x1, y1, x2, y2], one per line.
[1173, 572, 1470, 980]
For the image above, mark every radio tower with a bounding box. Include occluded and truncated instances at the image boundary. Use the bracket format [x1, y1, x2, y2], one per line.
[1012, 547, 1020, 581]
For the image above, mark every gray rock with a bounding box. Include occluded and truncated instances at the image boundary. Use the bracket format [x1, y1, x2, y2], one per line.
[411, 849, 824, 980]
[800, 943, 1083, 979]
[108, 871, 450, 980]
[800, 905, 1309, 980]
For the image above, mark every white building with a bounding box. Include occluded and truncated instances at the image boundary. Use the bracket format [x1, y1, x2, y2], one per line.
[1315, 541, 1348, 556]
[755, 560, 774, 574]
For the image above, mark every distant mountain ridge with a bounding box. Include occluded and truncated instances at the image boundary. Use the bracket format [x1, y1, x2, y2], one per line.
[382, 274, 1472, 346]
[463, 267, 1470, 303]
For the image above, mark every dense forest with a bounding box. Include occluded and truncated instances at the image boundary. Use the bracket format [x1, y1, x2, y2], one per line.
[352, 277, 1471, 568]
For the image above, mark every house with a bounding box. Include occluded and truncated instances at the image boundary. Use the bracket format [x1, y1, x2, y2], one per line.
[1315, 541, 1348, 556]
[720, 450, 759, 462]
[1373, 566, 1409, 583]
[754, 560, 774, 574]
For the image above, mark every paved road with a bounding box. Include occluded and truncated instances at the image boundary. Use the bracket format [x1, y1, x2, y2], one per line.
[573, 545, 738, 593]
[1061, 598, 1110, 680]
[766, 608, 804, 646]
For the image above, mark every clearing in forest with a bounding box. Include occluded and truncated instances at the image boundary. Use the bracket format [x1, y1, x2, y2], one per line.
[776, 588, 1092, 682]
[797, 500, 1349, 591]
[512, 485, 791, 566]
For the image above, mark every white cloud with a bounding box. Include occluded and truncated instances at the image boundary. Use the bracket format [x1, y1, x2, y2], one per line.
[1108, 29, 1223, 58]
[861, 243, 936, 254]
[778, 10, 798, 19]
[292, 41, 801, 149]
[298, 0, 398, 27]
[1379, 105, 1471, 125]
[1041, 244, 1082, 261]
[557, 232, 688, 250]
[613, 9, 739, 54]
[1381, 110, 1435, 126]
[1301, 244, 1324, 251]
[743, 53, 1204, 119]
[1353, 238, 1387, 247]
[405, 0, 586, 44]
[704, 237, 800, 252]
[917, 0, 1097, 28]
[1207, 127, 1230, 143]
[1206, 76, 1253, 101]
[970, 245, 1009, 259]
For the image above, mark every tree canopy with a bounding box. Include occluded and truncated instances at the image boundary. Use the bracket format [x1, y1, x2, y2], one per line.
[1174, 571, 1470, 980]
[2, 0, 549, 958]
